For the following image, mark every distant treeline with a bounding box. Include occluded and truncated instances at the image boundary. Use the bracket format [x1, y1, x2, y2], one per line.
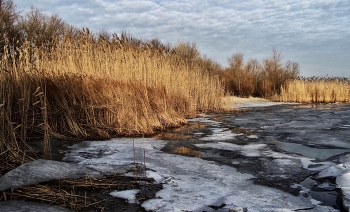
[222, 49, 300, 97]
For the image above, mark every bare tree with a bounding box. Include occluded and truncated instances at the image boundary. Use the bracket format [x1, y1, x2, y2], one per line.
[0, 0, 21, 55]
[171, 41, 200, 69]
[246, 58, 261, 96]
[223, 49, 300, 97]
[284, 60, 300, 78]
[260, 48, 299, 96]
[18, 6, 72, 47]
[227, 53, 244, 94]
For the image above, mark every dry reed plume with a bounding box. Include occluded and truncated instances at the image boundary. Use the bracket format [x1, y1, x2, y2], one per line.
[275, 77, 350, 103]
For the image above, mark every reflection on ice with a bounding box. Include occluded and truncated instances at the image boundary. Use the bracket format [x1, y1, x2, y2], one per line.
[279, 142, 348, 161]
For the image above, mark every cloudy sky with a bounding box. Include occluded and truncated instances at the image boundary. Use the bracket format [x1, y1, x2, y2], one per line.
[14, 0, 350, 78]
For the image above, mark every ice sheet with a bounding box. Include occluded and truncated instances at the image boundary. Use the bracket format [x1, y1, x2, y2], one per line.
[196, 142, 333, 172]
[200, 128, 242, 141]
[64, 138, 321, 211]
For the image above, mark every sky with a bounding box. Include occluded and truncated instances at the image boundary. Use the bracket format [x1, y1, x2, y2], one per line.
[14, 0, 350, 78]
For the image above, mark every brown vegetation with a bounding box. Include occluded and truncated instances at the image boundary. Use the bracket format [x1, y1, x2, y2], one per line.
[0, 174, 160, 211]
[222, 48, 300, 98]
[173, 146, 202, 157]
[0, 31, 225, 164]
[275, 77, 350, 103]
[0, 0, 224, 181]
[0, 1, 225, 176]
[222, 50, 349, 103]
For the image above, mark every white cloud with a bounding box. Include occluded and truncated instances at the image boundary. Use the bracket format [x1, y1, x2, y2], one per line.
[13, 0, 350, 77]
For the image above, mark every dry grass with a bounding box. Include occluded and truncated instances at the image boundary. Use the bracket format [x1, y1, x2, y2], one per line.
[0, 174, 159, 211]
[0, 30, 225, 172]
[173, 146, 202, 157]
[275, 77, 350, 103]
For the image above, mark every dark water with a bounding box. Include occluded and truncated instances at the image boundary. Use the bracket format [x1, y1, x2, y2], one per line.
[156, 103, 350, 211]
[225, 104, 349, 157]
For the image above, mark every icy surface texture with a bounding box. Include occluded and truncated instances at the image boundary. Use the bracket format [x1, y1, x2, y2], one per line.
[64, 138, 321, 212]
[0, 200, 73, 212]
[110, 189, 140, 204]
[0, 159, 101, 191]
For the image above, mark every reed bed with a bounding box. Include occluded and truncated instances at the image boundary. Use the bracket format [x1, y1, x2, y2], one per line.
[275, 77, 350, 103]
[0, 30, 225, 174]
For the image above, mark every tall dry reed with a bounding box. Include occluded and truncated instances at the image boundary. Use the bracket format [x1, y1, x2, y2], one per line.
[0, 30, 225, 170]
[275, 77, 350, 103]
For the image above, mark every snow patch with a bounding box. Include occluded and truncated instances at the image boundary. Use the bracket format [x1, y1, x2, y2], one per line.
[336, 171, 350, 188]
[310, 198, 322, 205]
[316, 163, 349, 179]
[110, 189, 139, 204]
[200, 128, 241, 141]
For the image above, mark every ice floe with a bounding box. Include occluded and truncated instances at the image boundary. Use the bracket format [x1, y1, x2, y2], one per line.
[63, 138, 332, 211]
[316, 163, 349, 179]
[0, 159, 101, 191]
[200, 128, 242, 141]
[313, 153, 350, 211]
[196, 142, 333, 172]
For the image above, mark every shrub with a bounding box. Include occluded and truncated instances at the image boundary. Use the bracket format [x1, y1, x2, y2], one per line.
[223, 48, 300, 98]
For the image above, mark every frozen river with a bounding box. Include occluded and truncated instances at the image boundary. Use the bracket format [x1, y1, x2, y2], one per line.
[1, 103, 350, 211]
[63, 103, 350, 211]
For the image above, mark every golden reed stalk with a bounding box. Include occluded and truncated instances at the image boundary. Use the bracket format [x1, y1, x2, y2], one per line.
[0, 31, 225, 169]
[275, 78, 350, 103]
